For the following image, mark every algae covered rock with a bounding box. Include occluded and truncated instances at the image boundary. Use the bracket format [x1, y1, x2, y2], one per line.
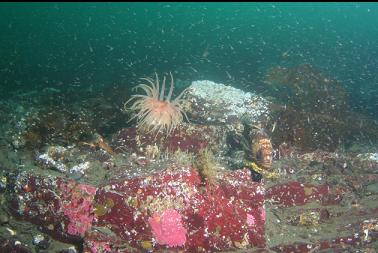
[5, 166, 266, 252]
[183, 80, 271, 125]
[264, 64, 378, 151]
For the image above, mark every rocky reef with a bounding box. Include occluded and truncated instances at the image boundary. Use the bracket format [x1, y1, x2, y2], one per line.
[0, 69, 378, 252]
[264, 64, 378, 151]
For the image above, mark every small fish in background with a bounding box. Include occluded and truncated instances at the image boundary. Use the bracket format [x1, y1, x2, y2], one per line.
[202, 44, 209, 59]
[281, 49, 291, 58]
[271, 121, 277, 132]
[189, 66, 198, 73]
[88, 42, 93, 53]
[225, 71, 233, 80]
[86, 16, 92, 27]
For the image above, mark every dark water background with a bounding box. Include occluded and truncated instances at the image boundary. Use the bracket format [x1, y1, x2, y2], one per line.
[0, 2, 377, 119]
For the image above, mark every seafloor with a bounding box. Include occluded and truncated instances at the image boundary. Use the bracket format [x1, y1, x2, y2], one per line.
[0, 64, 377, 253]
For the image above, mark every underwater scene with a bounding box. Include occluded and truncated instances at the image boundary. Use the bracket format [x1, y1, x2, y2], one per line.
[0, 2, 378, 253]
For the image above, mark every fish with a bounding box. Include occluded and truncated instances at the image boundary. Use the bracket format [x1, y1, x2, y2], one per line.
[250, 126, 273, 170]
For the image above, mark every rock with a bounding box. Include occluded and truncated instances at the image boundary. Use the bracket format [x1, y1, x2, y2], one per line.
[112, 123, 227, 156]
[0, 213, 9, 225]
[366, 183, 378, 194]
[32, 234, 50, 250]
[264, 64, 378, 151]
[265, 64, 348, 116]
[0, 176, 7, 193]
[4, 148, 378, 252]
[266, 181, 338, 207]
[7, 172, 95, 244]
[6, 166, 265, 252]
[182, 80, 270, 125]
[0, 236, 33, 253]
[264, 151, 378, 252]
[92, 167, 265, 252]
[357, 152, 378, 163]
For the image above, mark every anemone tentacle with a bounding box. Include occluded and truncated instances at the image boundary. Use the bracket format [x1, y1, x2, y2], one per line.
[124, 73, 189, 136]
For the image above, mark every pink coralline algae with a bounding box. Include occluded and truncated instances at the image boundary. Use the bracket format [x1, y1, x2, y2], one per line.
[260, 207, 266, 222]
[246, 213, 256, 227]
[246, 208, 265, 230]
[148, 208, 187, 247]
[60, 182, 97, 236]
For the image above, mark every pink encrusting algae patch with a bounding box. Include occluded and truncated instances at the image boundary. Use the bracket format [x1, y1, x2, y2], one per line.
[260, 207, 266, 222]
[148, 208, 187, 247]
[60, 182, 97, 236]
[246, 213, 256, 227]
[247, 207, 266, 228]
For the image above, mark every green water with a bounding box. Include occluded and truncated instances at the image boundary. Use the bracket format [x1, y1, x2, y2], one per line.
[0, 2, 377, 118]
